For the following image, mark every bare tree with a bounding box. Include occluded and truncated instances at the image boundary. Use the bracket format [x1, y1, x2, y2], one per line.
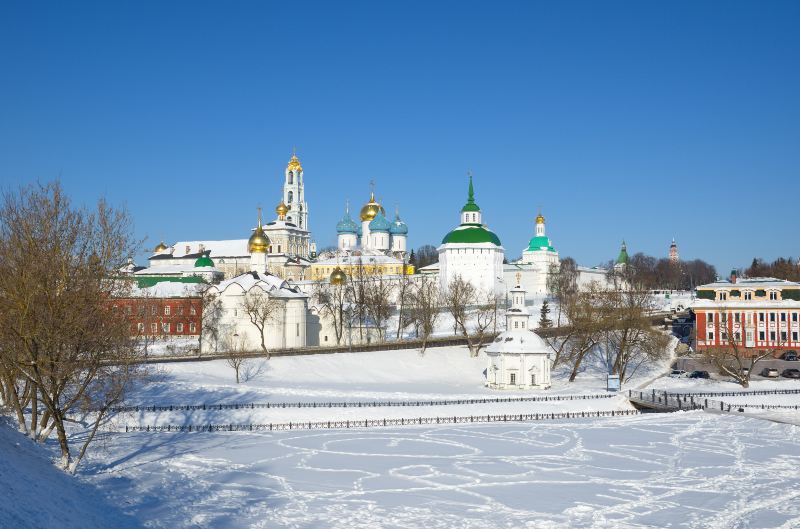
[0, 181, 146, 472]
[197, 283, 222, 355]
[547, 257, 579, 326]
[312, 279, 349, 345]
[407, 275, 441, 353]
[241, 287, 281, 358]
[395, 268, 414, 340]
[224, 334, 248, 384]
[702, 309, 785, 388]
[363, 275, 394, 342]
[442, 276, 497, 357]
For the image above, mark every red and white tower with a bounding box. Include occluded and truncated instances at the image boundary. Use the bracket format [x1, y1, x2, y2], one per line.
[669, 238, 679, 263]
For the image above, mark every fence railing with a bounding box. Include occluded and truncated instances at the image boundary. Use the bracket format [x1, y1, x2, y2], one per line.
[627, 389, 800, 414]
[666, 388, 800, 398]
[112, 393, 616, 414]
[121, 409, 641, 433]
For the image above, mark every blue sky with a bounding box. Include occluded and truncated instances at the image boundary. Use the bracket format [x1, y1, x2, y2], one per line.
[1, 1, 798, 273]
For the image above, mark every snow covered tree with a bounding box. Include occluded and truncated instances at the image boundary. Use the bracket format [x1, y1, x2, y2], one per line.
[241, 287, 281, 358]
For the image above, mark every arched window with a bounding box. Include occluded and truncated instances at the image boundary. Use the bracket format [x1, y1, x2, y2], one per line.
[299, 218, 303, 228]
[288, 171, 293, 184]
[288, 191, 294, 203]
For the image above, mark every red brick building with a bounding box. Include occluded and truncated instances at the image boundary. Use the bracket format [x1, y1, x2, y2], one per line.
[113, 282, 203, 338]
[692, 276, 800, 356]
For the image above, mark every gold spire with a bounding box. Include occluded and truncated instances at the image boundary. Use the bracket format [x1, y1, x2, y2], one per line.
[287, 147, 302, 172]
[248, 207, 270, 253]
[535, 212, 545, 224]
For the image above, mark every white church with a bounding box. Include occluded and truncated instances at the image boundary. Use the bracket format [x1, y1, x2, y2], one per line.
[485, 278, 552, 390]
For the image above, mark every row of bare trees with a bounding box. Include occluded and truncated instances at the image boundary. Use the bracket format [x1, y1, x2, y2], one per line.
[0, 182, 147, 473]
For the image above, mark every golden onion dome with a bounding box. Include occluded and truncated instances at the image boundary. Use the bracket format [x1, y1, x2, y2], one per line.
[276, 200, 289, 218]
[535, 213, 545, 224]
[359, 191, 386, 221]
[330, 267, 347, 285]
[248, 208, 270, 253]
[287, 152, 302, 172]
[154, 241, 168, 253]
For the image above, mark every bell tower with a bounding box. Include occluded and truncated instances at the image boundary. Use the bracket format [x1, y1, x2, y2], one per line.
[283, 148, 309, 231]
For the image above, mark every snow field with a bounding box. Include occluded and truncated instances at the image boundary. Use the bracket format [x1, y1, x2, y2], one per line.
[84, 412, 800, 529]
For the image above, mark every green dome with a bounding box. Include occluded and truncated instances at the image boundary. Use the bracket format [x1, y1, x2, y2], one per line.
[442, 225, 502, 246]
[194, 252, 214, 268]
[616, 241, 629, 265]
[527, 235, 554, 252]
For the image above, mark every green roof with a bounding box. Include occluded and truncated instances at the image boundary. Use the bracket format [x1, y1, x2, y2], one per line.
[135, 276, 206, 288]
[194, 254, 214, 267]
[442, 225, 502, 246]
[527, 235, 554, 252]
[460, 174, 481, 213]
[616, 241, 629, 264]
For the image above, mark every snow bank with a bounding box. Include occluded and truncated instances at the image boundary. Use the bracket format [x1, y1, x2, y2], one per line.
[0, 419, 142, 529]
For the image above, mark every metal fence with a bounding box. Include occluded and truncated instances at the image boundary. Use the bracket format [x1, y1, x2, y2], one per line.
[627, 389, 800, 413]
[121, 409, 641, 433]
[667, 388, 800, 398]
[113, 393, 616, 414]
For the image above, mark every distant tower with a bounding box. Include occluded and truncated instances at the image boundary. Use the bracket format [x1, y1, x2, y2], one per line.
[614, 240, 629, 271]
[283, 149, 308, 230]
[248, 208, 270, 272]
[669, 238, 679, 263]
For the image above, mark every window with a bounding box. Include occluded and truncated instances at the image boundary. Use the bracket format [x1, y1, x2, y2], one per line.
[744, 291, 752, 300]
[176, 323, 183, 333]
[734, 313, 740, 323]
[288, 171, 293, 184]
[179, 306, 184, 315]
[151, 323, 158, 333]
[137, 323, 144, 333]
[288, 191, 293, 203]
[770, 291, 778, 300]
[770, 331, 776, 341]
[734, 332, 741, 342]
[794, 313, 799, 323]
[721, 331, 728, 340]
[793, 332, 799, 342]
[781, 313, 787, 322]
[781, 331, 787, 342]
[759, 331, 765, 340]
[510, 373, 516, 385]
[162, 323, 170, 333]
[531, 374, 536, 385]
[324, 335, 328, 342]
[126, 306, 132, 315]
[759, 313, 765, 322]
[770, 313, 776, 322]
[521, 321, 526, 328]
[151, 306, 157, 316]
[721, 313, 728, 323]
[708, 313, 714, 323]
[514, 321, 519, 329]
[138, 306, 145, 316]
[296, 323, 300, 337]
[164, 306, 171, 316]
[189, 322, 196, 333]
[719, 292, 727, 301]
[707, 332, 714, 340]
[190, 306, 196, 315]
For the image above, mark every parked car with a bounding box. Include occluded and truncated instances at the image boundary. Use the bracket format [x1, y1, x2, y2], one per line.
[760, 367, 779, 378]
[669, 369, 687, 378]
[782, 369, 800, 379]
[781, 351, 798, 361]
[688, 370, 710, 379]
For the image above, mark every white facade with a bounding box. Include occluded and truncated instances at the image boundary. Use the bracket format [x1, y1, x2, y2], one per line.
[485, 282, 552, 390]
[438, 176, 505, 297]
[200, 272, 310, 354]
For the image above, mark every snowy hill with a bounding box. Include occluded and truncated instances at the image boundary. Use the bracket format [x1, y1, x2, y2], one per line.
[0, 419, 142, 529]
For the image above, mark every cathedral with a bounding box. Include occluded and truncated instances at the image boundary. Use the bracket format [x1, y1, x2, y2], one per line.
[141, 151, 317, 282]
[310, 187, 413, 281]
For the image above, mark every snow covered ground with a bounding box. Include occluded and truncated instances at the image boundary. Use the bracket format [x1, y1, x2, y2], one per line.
[0, 418, 142, 529]
[82, 412, 800, 529]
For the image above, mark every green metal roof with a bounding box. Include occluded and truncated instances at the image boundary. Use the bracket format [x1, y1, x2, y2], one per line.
[526, 235, 554, 252]
[135, 276, 206, 288]
[616, 241, 629, 264]
[442, 225, 502, 246]
[194, 254, 214, 267]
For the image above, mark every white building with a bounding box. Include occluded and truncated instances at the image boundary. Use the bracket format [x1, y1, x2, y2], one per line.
[485, 280, 552, 390]
[145, 151, 316, 281]
[438, 175, 505, 296]
[200, 271, 310, 354]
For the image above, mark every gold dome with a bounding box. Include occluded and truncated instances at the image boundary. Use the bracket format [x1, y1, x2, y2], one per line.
[154, 241, 168, 253]
[276, 200, 289, 220]
[248, 208, 270, 253]
[535, 213, 545, 224]
[359, 191, 386, 221]
[330, 267, 347, 285]
[287, 152, 302, 172]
